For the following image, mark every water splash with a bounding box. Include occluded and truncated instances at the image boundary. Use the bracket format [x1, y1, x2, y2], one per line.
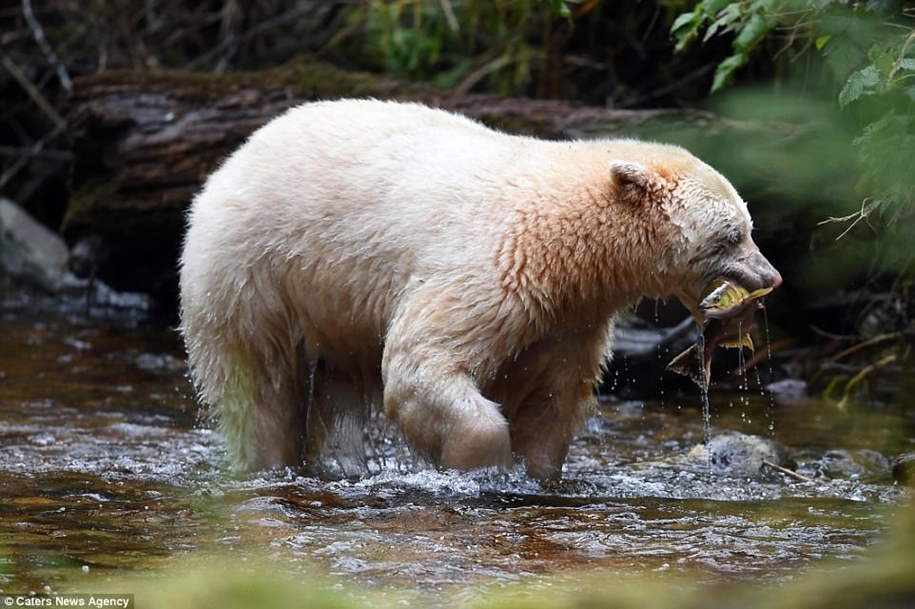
[695, 329, 713, 447]
[1, 288, 909, 601]
[762, 306, 777, 436]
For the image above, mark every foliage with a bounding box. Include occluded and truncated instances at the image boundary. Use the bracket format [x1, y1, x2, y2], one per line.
[671, 0, 776, 93]
[2, 0, 713, 217]
[672, 1, 915, 250]
[671, 1, 915, 399]
[348, 1, 554, 92]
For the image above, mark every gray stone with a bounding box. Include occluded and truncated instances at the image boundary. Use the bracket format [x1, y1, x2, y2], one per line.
[686, 430, 794, 478]
[0, 197, 69, 291]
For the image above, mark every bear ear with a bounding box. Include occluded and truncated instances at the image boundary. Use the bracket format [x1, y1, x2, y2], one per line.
[609, 160, 651, 191]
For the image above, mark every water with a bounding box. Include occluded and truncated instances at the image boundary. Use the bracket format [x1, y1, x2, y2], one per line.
[0, 289, 912, 604]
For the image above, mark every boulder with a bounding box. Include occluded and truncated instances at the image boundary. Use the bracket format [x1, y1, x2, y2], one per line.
[0, 197, 69, 291]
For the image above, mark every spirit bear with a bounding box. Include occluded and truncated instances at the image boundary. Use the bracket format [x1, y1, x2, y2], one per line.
[179, 99, 781, 480]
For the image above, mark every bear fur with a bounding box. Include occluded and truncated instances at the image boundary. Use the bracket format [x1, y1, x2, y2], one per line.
[179, 99, 781, 480]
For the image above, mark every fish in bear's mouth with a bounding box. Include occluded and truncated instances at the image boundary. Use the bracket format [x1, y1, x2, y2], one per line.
[668, 278, 774, 390]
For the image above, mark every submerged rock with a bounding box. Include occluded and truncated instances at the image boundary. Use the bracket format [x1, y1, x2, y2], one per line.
[765, 378, 808, 397]
[685, 431, 794, 478]
[892, 453, 915, 487]
[816, 449, 891, 480]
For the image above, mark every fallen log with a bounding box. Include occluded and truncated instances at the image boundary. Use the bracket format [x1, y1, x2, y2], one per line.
[64, 58, 727, 302]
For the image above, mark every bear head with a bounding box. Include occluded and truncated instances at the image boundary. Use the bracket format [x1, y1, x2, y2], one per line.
[608, 147, 782, 319]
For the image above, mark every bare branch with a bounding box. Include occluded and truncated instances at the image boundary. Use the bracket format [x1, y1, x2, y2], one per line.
[21, 0, 72, 92]
[1, 55, 67, 131]
[0, 145, 71, 161]
[762, 459, 814, 482]
[0, 125, 65, 189]
[817, 198, 876, 241]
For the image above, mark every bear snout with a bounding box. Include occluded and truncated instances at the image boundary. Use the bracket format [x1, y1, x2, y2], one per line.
[766, 266, 783, 289]
[726, 245, 782, 293]
[747, 253, 782, 292]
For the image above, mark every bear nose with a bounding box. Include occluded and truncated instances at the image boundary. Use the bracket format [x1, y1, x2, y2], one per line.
[767, 268, 783, 289]
[749, 249, 781, 290]
[737, 252, 782, 293]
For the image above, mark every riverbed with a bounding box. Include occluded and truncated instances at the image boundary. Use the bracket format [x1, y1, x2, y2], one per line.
[1, 289, 911, 606]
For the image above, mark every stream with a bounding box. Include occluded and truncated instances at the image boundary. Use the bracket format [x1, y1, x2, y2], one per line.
[1, 288, 912, 606]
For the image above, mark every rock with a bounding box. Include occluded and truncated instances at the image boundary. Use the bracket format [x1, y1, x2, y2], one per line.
[765, 378, 808, 397]
[816, 449, 891, 480]
[0, 199, 152, 315]
[68, 234, 109, 280]
[0, 198, 69, 291]
[892, 453, 915, 487]
[686, 430, 794, 478]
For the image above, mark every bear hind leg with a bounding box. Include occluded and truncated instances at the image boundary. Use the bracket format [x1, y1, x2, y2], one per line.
[303, 360, 374, 479]
[195, 343, 308, 472]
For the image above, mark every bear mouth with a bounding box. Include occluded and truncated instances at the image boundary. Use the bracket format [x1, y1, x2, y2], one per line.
[714, 268, 771, 295]
[697, 277, 772, 321]
[669, 276, 774, 389]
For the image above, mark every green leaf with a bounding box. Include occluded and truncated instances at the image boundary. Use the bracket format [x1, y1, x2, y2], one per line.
[711, 54, 747, 93]
[839, 65, 881, 107]
[815, 34, 831, 50]
[733, 12, 770, 53]
[705, 0, 734, 15]
[546, 0, 572, 20]
[672, 11, 701, 52]
[872, 49, 896, 78]
[866, 0, 899, 17]
[671, 10, 698, 35]
[704, 4, 742, 43]
[703, 19, 722, 43]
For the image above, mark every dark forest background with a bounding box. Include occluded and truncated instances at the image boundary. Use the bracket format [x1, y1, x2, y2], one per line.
[2, 0, 915, 401]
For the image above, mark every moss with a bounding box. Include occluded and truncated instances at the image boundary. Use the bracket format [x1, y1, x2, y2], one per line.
[61, 181, 120, 234]
[71, 56, 433, 103]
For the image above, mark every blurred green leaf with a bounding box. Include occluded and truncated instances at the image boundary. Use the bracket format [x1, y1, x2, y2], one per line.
[733, 12, 769, 53]
[704, 4, 742, 42]
[544, 0, 572, 19]
[671, 10, 698, 34]
[711, 54, 746, 93]
[839, 65, 880, 107]
[706, 0, 735, 14]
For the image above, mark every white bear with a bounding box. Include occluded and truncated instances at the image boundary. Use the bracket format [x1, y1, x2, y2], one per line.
[179, 99, 781, 480]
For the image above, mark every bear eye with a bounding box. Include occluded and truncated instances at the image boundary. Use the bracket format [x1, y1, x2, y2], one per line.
[725, 228, 742, 246]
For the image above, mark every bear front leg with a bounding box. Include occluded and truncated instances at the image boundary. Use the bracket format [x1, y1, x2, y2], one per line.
[383, 365, 513, 471]
[493, 327, 611, 480]
[507, 390, 593, 480]
[382, 290, 513, 472]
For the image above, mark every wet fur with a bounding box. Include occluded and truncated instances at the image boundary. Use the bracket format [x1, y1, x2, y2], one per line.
[179, 99, 779, 480]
